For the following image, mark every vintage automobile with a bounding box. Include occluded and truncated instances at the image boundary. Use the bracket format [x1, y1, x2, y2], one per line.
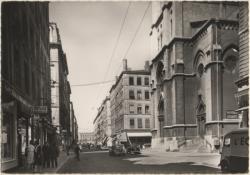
[109, 144, 126, 156]
[126, 144, 141, 154]
[219, 128, 249, 172]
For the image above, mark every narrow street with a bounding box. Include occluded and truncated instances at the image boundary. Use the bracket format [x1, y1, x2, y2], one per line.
[58, 150, 221, 174]
[1, 1, 248, 173]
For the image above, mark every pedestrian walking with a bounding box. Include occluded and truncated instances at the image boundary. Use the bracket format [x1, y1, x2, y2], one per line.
[34, 140, 43, 173]
[74, 143, 80, 161]
[42, 142, 50, 168]
[25, 140, 35, 171]
[51, 143, 59, 168]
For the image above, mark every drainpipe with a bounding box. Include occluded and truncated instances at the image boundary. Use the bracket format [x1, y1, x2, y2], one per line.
[181, 2, 186, 143]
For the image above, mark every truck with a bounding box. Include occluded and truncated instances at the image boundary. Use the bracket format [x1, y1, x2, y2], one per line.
[219, 128, 249, 172]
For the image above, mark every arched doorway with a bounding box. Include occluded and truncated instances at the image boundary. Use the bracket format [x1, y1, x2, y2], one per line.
[196, 95, 206, 138]
[194, 52, 206, 139]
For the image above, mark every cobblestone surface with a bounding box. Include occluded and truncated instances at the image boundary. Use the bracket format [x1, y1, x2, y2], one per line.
[58, 150, 221, 174]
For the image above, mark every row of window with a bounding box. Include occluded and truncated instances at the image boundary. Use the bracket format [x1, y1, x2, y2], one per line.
[129, 90, 150, 100]
[129, 104, 150, 114]
[129, 118, 150, 129]
[129, 76, 149, 86]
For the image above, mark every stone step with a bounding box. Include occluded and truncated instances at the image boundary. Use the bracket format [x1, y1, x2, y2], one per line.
[179, 139, 212, 153]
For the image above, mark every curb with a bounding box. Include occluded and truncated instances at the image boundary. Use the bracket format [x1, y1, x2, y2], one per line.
[55, 155, 73, 173]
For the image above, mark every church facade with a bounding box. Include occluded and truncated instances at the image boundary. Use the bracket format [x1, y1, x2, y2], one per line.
[150, 1, 241, 151]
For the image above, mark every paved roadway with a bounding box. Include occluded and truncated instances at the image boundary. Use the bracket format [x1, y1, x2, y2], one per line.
[58, 150, 221, 174]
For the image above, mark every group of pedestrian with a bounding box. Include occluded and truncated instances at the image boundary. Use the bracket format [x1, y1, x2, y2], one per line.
[25, 140, 59, 173]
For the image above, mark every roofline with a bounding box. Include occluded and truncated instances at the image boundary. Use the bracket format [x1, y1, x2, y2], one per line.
[109, 70, 150, 93]
[151, 18, 238, 63]
[151, 1, 238, 30]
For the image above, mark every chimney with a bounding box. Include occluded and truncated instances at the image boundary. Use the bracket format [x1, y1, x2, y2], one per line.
[123, 59, 128, 71]
[144, 60, 150, 71]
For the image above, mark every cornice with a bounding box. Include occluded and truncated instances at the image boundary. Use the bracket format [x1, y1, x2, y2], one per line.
[164, 73, 196, 82]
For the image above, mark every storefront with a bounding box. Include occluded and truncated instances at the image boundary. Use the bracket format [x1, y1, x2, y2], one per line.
[127, 132, 152, 146]
[2, 82, 33, 170]
[1, 101, 18, 171]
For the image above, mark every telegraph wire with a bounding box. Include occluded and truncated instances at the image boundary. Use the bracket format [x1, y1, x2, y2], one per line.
[123, 2, 151, 59]
[70, 80, 115, 87]
[93, 2, 131, 108]
[50, 80, 115, 88]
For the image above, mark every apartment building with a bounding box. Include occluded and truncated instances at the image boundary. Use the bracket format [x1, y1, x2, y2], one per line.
[110, 59, 152, 146]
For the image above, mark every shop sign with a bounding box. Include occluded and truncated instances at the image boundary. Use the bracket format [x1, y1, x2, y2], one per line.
[226, 111, 238, 119]
[19, 129, 26, 135]
[31, 106, 48, 114]
[33, 114, 40, 120]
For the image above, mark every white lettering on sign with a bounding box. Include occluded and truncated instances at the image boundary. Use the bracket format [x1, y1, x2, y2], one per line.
[31, 106, 48, 114]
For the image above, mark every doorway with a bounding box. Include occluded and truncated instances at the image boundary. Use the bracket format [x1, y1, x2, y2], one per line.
[197, 113, 206, 138]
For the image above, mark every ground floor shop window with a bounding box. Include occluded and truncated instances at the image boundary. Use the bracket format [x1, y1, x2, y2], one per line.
[1, 112, 15, 160]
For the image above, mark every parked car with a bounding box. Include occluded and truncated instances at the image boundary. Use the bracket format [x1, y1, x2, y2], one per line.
[143, 143, 151, 149]
[109, 144, 126, 156]
[126, 144, 141, 154]
[101, 146, 109, 150]
[219, 128, 249, 173]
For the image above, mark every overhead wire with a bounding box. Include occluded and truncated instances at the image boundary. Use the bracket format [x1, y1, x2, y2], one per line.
[93, 2, 151, 110]
[123, 2, 151, 59]
[92, 2, 131, 108]
[70, 80, 115, 87]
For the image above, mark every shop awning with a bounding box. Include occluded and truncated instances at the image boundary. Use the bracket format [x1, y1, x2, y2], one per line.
[127, 132, 152, 137]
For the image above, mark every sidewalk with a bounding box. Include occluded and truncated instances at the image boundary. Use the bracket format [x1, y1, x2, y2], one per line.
[43, 151, 74, 173]
[140, 149, 220, 169]
[4, 151, 73, 174]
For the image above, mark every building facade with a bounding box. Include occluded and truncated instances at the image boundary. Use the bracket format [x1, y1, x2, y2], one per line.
[79, 132, 95, 144]
[150, 1, 240, 151]
[236, 2, 249, 128]
[50, 23, 72, 147]
[110, 59, 152, 146]
[93, 97, 112, 146]
[73, 113, 79, 143]
[70, 102, 78, 143]
[1, 2, 51, 170]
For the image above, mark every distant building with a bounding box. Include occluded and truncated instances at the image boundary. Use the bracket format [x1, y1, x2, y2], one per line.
[50, 23, 71, 146]
[93, 97, 112, 146]
[150, 1, 240, 151]
[70, 102, 78, 143]
[74, 115, 79, 142]
[110, 59, 152, 146]
[79, 132, 95, 144]
[1, 2, 50, 170]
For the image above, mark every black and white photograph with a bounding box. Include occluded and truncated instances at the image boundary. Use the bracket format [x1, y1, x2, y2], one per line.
[1, 0, 249, 174]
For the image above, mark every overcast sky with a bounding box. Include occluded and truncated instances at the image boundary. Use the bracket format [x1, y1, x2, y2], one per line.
[49, 1, 152, 133]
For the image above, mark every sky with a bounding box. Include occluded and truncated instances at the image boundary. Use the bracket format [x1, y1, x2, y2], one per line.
[49, 1, 152, 133]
